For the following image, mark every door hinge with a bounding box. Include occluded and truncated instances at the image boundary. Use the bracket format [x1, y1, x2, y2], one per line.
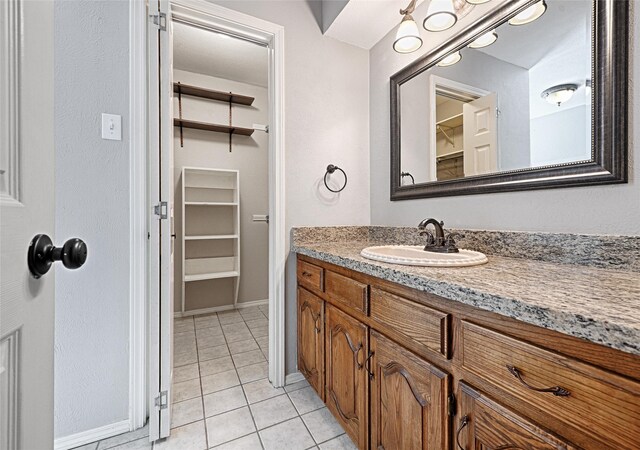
[150, 12, 167, 31]
[155, 390, 168, 409]
[448, 393, 456, 416]
[154, 201, 168, 220]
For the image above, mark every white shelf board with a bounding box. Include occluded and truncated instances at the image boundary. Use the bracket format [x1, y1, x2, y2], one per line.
[436, 113, 463, 129]
[185, 271, 239, 282]
[184, 256, 238, 282]
[185, 201, 238, 206]
[185, 234, 238, 241]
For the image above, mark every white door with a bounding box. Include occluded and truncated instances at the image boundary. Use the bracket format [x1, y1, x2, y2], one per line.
[148, 0, 175, 441]
[0, 1, 55, 448]
[463, 93, 498, 176]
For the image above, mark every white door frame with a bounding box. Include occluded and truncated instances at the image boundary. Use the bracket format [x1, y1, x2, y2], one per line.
[428, 75, 489, 181]
[157, 0, 287, 389]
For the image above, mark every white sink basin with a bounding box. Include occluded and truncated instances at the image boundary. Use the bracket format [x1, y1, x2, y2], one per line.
[361, 245, 488, 267]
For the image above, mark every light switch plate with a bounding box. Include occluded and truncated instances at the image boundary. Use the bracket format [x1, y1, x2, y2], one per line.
[101, 113, 122, 141]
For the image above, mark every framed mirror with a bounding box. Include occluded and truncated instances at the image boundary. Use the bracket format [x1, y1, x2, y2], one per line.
[390, 0, 628, 200]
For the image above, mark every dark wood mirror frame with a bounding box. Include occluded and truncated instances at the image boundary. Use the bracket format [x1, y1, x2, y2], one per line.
[390, 0, 628, 200]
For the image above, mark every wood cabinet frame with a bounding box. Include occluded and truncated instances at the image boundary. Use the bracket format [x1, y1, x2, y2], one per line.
[296, 254, 640, 450]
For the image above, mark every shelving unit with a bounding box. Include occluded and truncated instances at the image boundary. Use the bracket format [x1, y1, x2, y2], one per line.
[435, 114, 465, 181]
[174, 81, 255, 150]
[181, 167, 240, 315]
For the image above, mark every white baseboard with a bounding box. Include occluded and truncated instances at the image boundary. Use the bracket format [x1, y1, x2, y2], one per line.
[236, 299, 269, 309]
[54, 420, 130, 450]
[174, 299, 269, 318]
[285, 371, 305, 385]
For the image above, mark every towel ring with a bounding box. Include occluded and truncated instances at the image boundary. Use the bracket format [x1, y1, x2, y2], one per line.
[324, 164, 347, 193]
[401, 172, 415, 184]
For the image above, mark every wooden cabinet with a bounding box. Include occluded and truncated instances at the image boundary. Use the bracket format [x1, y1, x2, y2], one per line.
[456, 382, 578, 450]
[297, 287, 324, 398]
[295, 255, 640, 450]
[325, 304, 369, 449]
[370, 331, 450, 450]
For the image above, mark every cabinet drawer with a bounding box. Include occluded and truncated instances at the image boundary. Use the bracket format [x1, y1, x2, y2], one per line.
[461, 321, 640, 450]
[325, 270, 368, 315]
[297, 260, 324, 292]
[370, 288, 450, 358]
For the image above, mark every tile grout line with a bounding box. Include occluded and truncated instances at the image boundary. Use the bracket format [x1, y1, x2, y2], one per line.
[193, 315, 211, 450]
[232, 313, 266, 450]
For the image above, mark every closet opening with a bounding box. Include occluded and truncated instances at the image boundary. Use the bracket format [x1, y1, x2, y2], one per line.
[147, 2, 285, 439]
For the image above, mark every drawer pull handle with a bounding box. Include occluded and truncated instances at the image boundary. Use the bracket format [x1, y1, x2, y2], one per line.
[364, 350, 375, 379]
[313, 314, 321, 334]
[455, 415, 470, 450]
[302, 271, 313, 277]
[506, 365, 571, 397]
[355, 343, 364, 369]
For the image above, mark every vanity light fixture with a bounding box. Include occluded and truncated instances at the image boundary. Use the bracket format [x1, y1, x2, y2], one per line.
[508, 0, 547, 26]
[468, 30, 498, 48]
[437, 51, 462, 67]
[424, 0, 458, 32]
[541, 83, 578, 106]
[394, 0, 423, 54]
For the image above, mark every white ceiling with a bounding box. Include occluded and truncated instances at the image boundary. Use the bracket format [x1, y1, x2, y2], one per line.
[172, 21, 268, 87]
[475, 0, 590, 70]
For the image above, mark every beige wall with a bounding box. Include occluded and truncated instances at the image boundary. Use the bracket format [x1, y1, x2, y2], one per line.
[173, 69, 269, 312]
[212, 1, 371, 375]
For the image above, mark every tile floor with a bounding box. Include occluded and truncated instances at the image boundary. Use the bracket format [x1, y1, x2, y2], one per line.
[75, 306, 356, 450]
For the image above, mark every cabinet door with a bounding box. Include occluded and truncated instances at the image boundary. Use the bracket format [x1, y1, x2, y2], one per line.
[297, 287, 324, 398]
[456, 382, 579, 450]
[370, 331, 450, 450]
[325, 304, 368, 449]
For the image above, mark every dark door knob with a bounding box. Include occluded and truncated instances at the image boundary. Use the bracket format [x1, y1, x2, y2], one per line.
[27, 234, 87, 279]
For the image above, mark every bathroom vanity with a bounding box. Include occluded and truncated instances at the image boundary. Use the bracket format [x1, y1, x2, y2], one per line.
[293, 227, 640, 450]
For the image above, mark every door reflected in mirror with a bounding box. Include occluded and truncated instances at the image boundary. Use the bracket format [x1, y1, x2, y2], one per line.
[398, 0, 592, 186]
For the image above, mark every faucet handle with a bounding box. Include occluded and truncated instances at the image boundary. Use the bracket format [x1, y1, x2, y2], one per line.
[444, 232, 462, 252]
[419, 230, 435, 246]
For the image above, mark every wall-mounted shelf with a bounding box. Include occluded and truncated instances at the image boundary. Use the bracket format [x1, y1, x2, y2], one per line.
[173, 82, 254, 106]
[174, 81, 255, 150]
[173, 119, 254, 136]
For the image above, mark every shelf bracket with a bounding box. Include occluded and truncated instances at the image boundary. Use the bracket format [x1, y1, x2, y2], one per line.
[436, 125, 455, 147]
[178, 82, 184, 148]
[228, 94, 233, 152]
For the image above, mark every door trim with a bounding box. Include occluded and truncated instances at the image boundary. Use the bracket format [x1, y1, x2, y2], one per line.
[128, 0, 148, 431]
[157, 0, 287, 390]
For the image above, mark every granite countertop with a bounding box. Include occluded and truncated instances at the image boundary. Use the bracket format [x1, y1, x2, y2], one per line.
[292, 236, 640, 357]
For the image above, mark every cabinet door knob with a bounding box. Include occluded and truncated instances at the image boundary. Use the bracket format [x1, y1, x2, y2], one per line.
[28, 234, 87, 279]
[506, 365, 571, 397]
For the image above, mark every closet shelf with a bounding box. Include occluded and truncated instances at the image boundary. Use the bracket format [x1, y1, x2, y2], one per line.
[185, 201, 238, 206]
[437, 149, 464, 161]
[185, 235, 239, 241]
[184, 256, 239, 282]
[173, 82, 254, 106]
[174, 119, 254, 136]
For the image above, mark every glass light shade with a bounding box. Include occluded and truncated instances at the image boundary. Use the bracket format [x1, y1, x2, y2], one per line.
[466, 0, 491, 4]
[509, 0, 547, 26]
[423, 0, 457, 32]
[541, 84, 578, 106]
[393, 15, 423, 53]
[437, 51, 462, 67]
[468, 30, 498, 48]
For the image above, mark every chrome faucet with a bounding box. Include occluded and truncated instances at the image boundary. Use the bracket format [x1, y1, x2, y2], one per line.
[418, 218, 460, 253]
